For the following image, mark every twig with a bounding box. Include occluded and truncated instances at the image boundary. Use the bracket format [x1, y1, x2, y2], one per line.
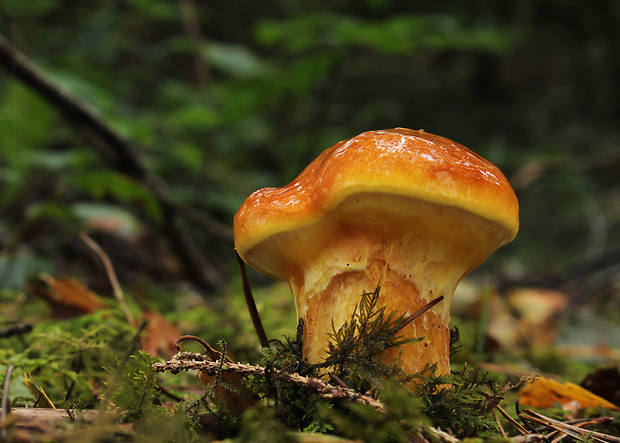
[516, 401, 539, 435]
[546, 418, 615, 443]
[236, 251, 270, 349]
[425, 427, 460, 443]
[492, 407, 508, 438]
[174, 335, 232, 363]
[329, 372, 352, 390]
[0, 36, 147, 178]
[496, 404, 530, 436]
[1, 365, 14, 439]
[79, 232, 135, 327]
[154, 352, 386, 412]
[502, 402, 618, 443]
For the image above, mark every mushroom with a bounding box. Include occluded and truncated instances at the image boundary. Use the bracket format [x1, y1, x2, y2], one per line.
[234, 128, 518, 379]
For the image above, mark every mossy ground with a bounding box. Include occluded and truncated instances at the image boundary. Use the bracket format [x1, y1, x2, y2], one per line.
[1, 283, 618, 442]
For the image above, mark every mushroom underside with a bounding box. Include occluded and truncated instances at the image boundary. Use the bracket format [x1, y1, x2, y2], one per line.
[241, 192, 512, 377]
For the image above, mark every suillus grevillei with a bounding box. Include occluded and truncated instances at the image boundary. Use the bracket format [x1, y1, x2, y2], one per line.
[234, 128, 519, 381]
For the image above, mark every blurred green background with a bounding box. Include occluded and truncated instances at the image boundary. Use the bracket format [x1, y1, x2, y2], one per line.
[1, 0, 619, 300]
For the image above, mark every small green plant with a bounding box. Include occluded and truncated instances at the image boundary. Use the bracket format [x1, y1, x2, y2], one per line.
[304, 284, 420, 390]
[321, 381, 428, 442]
[0, 306, 137, 407]
[413, 364, 506, 438]
[104, 350, 202, 441]
[104, 350, 160, 422]
[235, 285, 508, 440]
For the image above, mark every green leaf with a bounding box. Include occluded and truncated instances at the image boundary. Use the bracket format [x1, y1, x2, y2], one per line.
[0, 81, 56, 172]
[105, 351, 160, 421]
[68, 170, 162, 224]
[203, 42, 273, 78]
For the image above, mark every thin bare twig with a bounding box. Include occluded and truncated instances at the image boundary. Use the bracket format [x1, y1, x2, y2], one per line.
[0, 36, 146, 178]
[79, 232, 135, 327]
[547, 418, 615, 443]
[328, 372, 352, 390]
[236, 250, 270, 349]
[154, 352, 386, 412]
[492, 407, 508, 438]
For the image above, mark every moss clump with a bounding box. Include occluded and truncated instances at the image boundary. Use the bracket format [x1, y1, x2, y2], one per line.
[412, 365, 507, 438]
[230, 285, 511, 441]
[301, 284, 421, 391]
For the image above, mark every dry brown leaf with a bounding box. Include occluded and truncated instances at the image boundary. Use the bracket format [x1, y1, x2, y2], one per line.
[519, 376, 620, 410]
[486, 288, 568, 349]
[29, 274, 107, 318]
[140, 311, 182, 358]
[198, 370, 257, 417]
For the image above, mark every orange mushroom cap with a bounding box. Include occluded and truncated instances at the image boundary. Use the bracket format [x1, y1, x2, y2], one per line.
[234, 128, 519, 281]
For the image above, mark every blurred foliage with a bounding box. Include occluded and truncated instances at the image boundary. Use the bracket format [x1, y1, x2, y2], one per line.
[0, 0, 618, 294]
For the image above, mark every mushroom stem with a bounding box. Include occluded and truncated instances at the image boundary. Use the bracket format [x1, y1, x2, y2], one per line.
[290, 238, 458, 378]
[284, 193, 509, 379]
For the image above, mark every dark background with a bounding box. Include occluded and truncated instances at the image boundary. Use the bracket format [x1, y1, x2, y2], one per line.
[1, 0, 619, 300]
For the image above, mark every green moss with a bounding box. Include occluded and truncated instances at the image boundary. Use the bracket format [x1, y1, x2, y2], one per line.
[232, 285, 515, 441]
[303, 284, 420, 391]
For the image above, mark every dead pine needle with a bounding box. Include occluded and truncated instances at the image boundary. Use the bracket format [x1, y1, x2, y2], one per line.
[79, 232, 136, 327]
[491, 407, 508, 438]
[398, 295, 444, 332]
[520, 408, 620, 443]
[235, 250, 270, 349]
[496, 404, 531, 436]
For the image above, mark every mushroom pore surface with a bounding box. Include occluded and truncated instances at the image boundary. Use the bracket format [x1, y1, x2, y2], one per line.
[234, 128, 519, 379]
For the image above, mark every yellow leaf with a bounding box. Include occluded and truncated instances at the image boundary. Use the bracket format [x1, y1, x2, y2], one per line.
[519, 376, 619, 410]
[23, 373, 56, 409]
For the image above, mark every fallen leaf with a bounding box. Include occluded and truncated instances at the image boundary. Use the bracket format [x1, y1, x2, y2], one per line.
[486, 288, 568, 349]
[29, 274, 107, 319]
[519, 376, 619, 410]
[507, 288, 568, 324]
[140, 311, 182, 358]
[199, 370, 256, 417]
